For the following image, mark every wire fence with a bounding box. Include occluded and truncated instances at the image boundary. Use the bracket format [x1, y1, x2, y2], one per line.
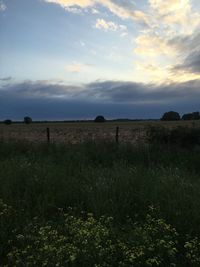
[1, 120, 197, 144]
[0, 123, 147, 144]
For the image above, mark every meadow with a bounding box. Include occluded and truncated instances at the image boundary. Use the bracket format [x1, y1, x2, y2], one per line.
[0, 120, 200, 143]
[1, 122, 200, 266]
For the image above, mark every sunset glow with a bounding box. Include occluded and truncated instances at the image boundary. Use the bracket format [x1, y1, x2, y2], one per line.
[1, 0, 200, 119]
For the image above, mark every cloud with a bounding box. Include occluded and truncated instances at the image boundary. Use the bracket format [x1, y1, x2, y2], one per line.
[44, 0, 94, 8]
[0, 76, 12, 81]
[174, 50, 200, 74]
[2, 78, 200, 104]
[65, 62, 91, 73]
[0, 80, 83, 98]
[43, 0, 200, 84]
[131, 0, 200, 83]
[43, 0, 193, 29]
[1, 78, 200, 120]
[95, 18, 127, 33]
[148, 0, 200, 31]
[134, 33, 176, 57]
[83, 79, 200, 104]
[43, 0, 148, 25]
[95, 18, 118, 31]
[64, 6, 82, 13]
[0, 0, 6, 11]
[149, 0, 190, 15]
[80, 40, 85, 46]
[91, 8, 99, 14]
[96, 0, 136, 20]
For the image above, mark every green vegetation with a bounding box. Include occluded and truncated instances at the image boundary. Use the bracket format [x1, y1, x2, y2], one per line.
[147, 126, 200, 146]
[1, 137, 200, 266]
[24, 116, 33, 124]
[3, 120, 12, 125]
[94, 115, 106, 123]
[161, 111, 180, 121]
[182, 112, 200, 121]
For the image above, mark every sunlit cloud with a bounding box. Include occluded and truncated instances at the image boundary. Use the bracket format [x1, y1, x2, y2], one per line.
[91, 8, 99, 14]
[3, 0, 200, 109]
[149, 0, 191, 17]
[44, 0, 94, 8]
[95, 18, 118, 31]
[149, 0, 200, 34]
[20, 0, 200, 85]
[65, 62, 91, 73]
[2, 78, 200, 106]
[134, 33, 177, 57]
[170, 70, 200, 83]
[131, 0, 200, 84]
[95, 18, 127, 33]
[135, 62, 171, 83]
[43, 0, 148, 24]
[64, 6, 82, 13]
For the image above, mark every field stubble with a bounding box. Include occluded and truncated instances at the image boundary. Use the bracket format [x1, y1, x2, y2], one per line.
[0, 120, 199, 143]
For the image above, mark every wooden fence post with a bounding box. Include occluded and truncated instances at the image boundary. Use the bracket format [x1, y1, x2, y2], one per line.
[116, 126, 119, 144]
[47, 127, 50, 143]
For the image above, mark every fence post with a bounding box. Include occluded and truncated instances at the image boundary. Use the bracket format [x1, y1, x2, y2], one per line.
[116, 126, 119, 144]
[47, 127, 50, 143]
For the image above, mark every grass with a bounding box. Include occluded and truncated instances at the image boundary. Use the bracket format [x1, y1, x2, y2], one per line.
[1, 140, 200, 266]
[1, 120, 200, 143]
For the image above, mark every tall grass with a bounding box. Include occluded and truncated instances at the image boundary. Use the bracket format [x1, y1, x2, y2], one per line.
[1, 140, 200, 266]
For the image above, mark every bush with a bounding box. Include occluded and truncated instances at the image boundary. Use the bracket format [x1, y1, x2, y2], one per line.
[118, 214, 178, 267]
[146, 126, 170, 144]
[5, 213, 178, 267]
[182, 112, 200, 120]
[24, 116, 32, 124]
[184, 237, 200, 266]
[94, 115, 106, 123]
[147, 126, 200, 147]
[6, 214, 116, 267]
[161, 111, 180, 121]
[4, 119, 12, 125]
[0, 199, 16, 260]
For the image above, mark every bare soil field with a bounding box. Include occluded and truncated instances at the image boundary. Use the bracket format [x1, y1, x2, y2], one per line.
[0, 120, 199, 144]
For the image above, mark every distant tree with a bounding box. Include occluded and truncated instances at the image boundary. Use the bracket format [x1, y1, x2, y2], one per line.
[161, 111, 180, 121]
[4, 119, 12, 125]
[24, 116, 32, 124]
[192, 112, 200, 120]
[182, 113, 192, 120]
[94, 115, 106, 123]
[182, 112, 200, 120]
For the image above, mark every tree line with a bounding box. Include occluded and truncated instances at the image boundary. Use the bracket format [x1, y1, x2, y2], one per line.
[161, 111, 200, 121]
[2, 112, 200, 124]
[3, 116, 32, 125]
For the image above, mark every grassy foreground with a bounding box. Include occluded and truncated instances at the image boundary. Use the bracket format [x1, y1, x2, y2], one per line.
[1, 141, 200, 266]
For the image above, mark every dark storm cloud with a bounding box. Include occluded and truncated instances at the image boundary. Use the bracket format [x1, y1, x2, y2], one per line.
[0, 80, 83, 98]
[85, 80, 200, 103]
[2, 79, 200, 104]
[169, 32, 200, 53]
[174, 50, 200, 73]
[170, 31, 200, 74]
[1, 79, 200, 120]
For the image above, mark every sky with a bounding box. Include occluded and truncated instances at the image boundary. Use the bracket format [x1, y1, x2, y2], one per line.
[1, 0, 200, 120]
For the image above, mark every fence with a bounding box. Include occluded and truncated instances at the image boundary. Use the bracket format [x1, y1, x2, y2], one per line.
[45, 127, 120, 144]
[0, 123, 147, 144]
